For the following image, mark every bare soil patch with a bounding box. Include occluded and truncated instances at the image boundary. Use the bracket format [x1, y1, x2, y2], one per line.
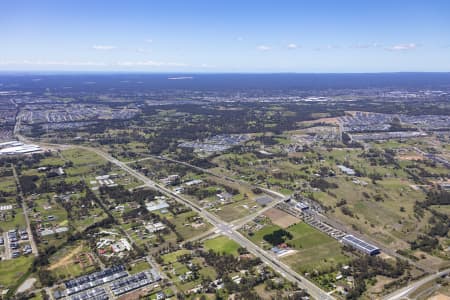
[428, 293, 450, 300]
[398, 154, 424, 161]
[48, 245, 82, 270]
[263, 208, 300, 228]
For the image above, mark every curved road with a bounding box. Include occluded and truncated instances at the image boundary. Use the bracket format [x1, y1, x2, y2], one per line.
[383, 268, 450, 300]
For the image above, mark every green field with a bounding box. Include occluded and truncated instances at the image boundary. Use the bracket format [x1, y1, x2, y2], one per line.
[313, 174, 427, 249]
[0, 175, 16, 194]
[129, 260, 151, 274]
[167, 211, 211, 240]
[51, 262, 96, 280]
[0, 256, 34, 289]
[248, 224, 282, 249]
[248, 222, 349, 273]
[204, 236, 240, 256]
[162, 249, 191, 264]
[62, 148, 105, 166]
[0, 208, 26, 231]
[281, 223, 349, 273]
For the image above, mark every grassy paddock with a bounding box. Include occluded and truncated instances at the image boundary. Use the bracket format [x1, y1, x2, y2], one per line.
[0, 256, 34, 290]
[204, 236, 240, 256]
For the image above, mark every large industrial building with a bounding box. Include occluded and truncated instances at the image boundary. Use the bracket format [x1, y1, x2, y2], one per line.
[0, 141, 42, 155]
[341, 235, 380, 256]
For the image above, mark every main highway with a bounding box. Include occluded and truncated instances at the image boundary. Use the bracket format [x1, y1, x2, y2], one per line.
[140, 153, 436, 274]
[16, 134, 444, 300]
[382, 268, 450, 300]
[15, 134, 308, 298]
[85, 147, 334, 300]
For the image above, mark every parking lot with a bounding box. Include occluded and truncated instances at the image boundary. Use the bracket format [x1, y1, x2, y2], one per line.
[1, 229, 33, 260]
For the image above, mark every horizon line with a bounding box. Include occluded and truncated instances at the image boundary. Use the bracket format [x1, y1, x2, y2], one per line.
[1, 70, 450, 75]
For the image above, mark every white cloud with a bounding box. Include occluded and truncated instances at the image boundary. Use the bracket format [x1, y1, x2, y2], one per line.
[116, 60, 188, 67]
[200, 63, 216, 68]
[144, 39, 153, 43]
[257, 45, 271, 51]
[351, 43, 382, 49]
[0, 59, 209, 69]
[236, 36, 244, 41]
[0, 60, 107, 66]
[92, 45, 116, 50]
[385, 43, 417, 51]
[287, 43, 298, 49]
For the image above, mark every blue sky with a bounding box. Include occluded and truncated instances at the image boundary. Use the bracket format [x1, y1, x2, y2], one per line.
[1, 0, 450, 72]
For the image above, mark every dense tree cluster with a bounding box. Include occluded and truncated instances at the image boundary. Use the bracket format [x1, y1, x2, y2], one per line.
[199, 250, 262, 278]
[263, 229, 293, 246]
[411, 189, 450, 251]
[310, 178, 338, 192]
[345, 256, 409, 299]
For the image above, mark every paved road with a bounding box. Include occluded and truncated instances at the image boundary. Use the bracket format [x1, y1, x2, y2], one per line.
[14, 134, 448, 300]
[129, 155, 288, 229]
[131, 153, 435, 273]
[14, 136, 332, 299]
[230, 197, 286, 229]
[87, 147, 334, 300]
[2, 232, 11, 259]
[382, 268, 450, 300]
[11, 164, 39, 257]
[15, 136, 439, 300]
[145, 255, 179, 294]
[129, 155, 289, 201]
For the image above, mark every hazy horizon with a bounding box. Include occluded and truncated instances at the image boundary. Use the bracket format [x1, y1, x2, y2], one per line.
[2, 0, 450, 73]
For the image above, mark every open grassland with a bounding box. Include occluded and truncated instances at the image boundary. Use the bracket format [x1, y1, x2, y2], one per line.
[103, 138, 151, 162]
[48, 242, 97, 280]
[33, 194, 68, 226]
[167, 211, 211, 240]
[62, 148, 106, 166]
[280, 223, 349, 273]
[36, 156, 66, 167]
[0, 176, 16, 194]
[0, 208, 26, 231]
[248, 224, 282, 249]
[129, 260, 151, 275]
[204, 235, 240, 256]
[210, 136, 446, 258]
[212, 198, 262, 222]
[315, 175, 427, 249]
[247, 221, 349, 273]
[162, 249, 191, 264]
[0, 256, 34, 289]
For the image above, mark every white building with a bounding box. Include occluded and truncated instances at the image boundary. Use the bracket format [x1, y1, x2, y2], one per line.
[145, 222, 166, 233]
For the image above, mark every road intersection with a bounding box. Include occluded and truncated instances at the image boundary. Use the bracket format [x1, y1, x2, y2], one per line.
[15, 135, 447, 300]
[87, 147, 335, 300]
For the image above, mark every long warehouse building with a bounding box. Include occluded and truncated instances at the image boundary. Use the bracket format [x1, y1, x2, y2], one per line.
[341, 234, 380, 256]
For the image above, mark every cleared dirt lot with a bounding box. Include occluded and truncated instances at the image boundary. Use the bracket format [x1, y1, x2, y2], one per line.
[263, 208, 300, 228]
[397, 154, 424, 161]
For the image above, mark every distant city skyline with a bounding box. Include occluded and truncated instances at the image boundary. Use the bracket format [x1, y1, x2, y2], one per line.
[2, 0, 450, 72]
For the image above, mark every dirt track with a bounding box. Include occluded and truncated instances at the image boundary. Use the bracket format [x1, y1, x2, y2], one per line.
[48, 245, 83, 270]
